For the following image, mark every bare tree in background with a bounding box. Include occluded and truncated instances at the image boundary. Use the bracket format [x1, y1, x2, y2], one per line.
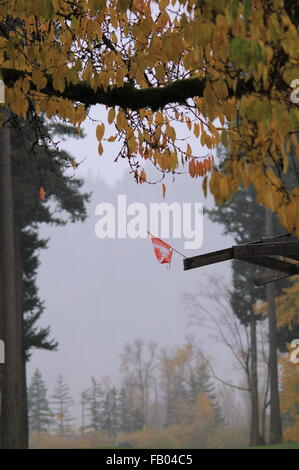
[183, 275, 270, 444]
[120, 339, 158, 428]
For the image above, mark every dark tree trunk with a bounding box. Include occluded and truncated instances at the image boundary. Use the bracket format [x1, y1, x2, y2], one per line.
[15, 228, 29, 448]
[249, 313, 265, 446]
[0, 113, 27, 448]
[265, 209, 282, 444]
[0, 221, 3, 449]
[261, 372, 270, 442]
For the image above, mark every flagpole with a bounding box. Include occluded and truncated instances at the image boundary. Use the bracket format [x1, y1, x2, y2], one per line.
[146, 231, 187, 259]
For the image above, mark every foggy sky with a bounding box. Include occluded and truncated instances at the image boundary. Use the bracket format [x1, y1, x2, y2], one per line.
[27, 105, 238, 422]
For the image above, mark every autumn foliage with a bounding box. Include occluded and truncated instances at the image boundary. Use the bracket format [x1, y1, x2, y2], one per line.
[0, 0, 299, 233]
[280, 354, 299, 442]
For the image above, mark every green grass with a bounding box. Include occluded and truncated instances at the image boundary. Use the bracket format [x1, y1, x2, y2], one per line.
[97, 442, 299, 450]
[97, 443, 299, 450]
[249, 442, 299, 449]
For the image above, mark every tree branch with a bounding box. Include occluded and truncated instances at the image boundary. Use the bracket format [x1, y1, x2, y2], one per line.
[206, 358, 249, 392]
[1, 68, 254, 111]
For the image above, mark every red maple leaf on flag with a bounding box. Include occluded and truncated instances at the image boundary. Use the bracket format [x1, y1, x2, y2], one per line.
[150, 236, 173, 265]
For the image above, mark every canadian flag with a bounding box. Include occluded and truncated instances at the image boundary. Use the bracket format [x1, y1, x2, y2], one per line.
[150, 235, 173, 265]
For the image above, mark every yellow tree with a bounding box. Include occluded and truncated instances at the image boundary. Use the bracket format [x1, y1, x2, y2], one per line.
[279, 355, 299, 442]
[276, 276, 299, 330]
[160, 342, 220, 428]
[0, 0, 299, 449]
[276, 277, 299, 442]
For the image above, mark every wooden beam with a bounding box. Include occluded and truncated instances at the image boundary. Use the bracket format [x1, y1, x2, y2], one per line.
[183, 247, 234, 271]
[183, 236, 299, 289]
[255, 271, 292, 286]
[236, 256, 299, 275]
[234, 242, 299, 258]
[241, 233, 296, 246]
[251, 233, 298, 244]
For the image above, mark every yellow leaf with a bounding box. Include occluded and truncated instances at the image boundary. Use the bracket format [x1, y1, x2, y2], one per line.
[202, 176, 208, 197]
[162, 183, 166, 199]
[167, 125, 176, 143]
[189, 159, 196, 177]
[98, 142, 104, 155]
[31, 69, 47, 90]
[214, 80, 228, 100]
[52, 70, 65, 93]
[108, 108, 116, 124]
[155, 112, 164, 125]
[193, 123, 200, 138]
[159, 0, 169, 11]
[96, 123, 105, 141]
[204, 82, 217, 108]
[140, 169, 146, 183]
[116, 111, 127, 130]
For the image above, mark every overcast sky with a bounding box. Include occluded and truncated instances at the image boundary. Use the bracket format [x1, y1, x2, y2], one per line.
[27, 105, 239, 422]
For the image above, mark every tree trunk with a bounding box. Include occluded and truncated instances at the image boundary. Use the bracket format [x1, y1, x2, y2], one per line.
[265, 209, 282, 444]
[0, 113, 27, 448]
[14, 227, 29, 447]
[0, 221, 4, 449]
[261, 372, 270, 442]
[249, 313, 264, 446]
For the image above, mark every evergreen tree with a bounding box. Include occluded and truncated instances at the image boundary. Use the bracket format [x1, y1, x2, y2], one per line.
[209, 146, 299, 347]
[131, 408, 145, 431]
[208, 185, 268, 445]
[0, 117, 89, 448]
[102, 387, 119, 438]
[80, 391, 88, 433]
[172, 379, 188, 426]
[22, 231, 57, 361]
[207, 145, 294, 444]
[110, 387, 119, 437]
[117, 387, 132, 434]
[51, 375, 74, 437]
[189, 370, 222, 424]
[11, 118, 89, 360]
[27, 368, 53, 434]
[85, 376, 103, 432]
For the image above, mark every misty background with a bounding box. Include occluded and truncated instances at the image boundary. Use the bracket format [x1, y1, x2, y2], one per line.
[27, 105, 236, 423]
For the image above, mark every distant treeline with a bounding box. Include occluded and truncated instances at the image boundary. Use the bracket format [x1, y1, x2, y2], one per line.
[28, 339, 225, 447]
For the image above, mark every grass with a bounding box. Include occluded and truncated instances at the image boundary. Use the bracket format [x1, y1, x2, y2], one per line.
[249, 442, 299, 449]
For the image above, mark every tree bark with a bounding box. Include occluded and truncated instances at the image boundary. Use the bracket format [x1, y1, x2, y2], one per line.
[249, 313, 264, 446]
[0, 112, 27, 448]
[14, 227, 29, 448]
[265, 209, 282, 444]
[0, 219, 3, 449]
[1, 68, 255, 111]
